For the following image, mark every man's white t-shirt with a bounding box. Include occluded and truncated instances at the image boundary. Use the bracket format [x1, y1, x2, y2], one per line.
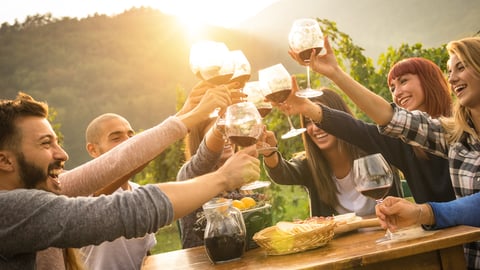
[81, 182, 157, 270]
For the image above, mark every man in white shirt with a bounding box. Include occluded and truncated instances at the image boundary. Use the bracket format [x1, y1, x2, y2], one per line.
[81, 113, 156, 270]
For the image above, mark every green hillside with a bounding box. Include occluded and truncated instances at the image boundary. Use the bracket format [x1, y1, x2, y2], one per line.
[0, 7, 270, 168]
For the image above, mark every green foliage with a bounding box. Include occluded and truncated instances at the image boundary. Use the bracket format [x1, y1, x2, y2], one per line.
[134, 86, 187, 185]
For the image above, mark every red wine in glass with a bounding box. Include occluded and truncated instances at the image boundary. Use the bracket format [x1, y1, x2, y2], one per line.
[257, 107, 272, 118]
[288, 18, 324, 98]
[358, 184, 392, 201]
[228, 136, 258, 147]
[299, 47, 324, 62]
[265, 89, 291, 103]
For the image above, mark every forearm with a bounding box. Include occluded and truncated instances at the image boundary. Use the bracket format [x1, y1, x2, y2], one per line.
[263, 151, 280, 168]
[160, 172, 227, 220]
[329, 68, 393, 126]
[60, 117, 187, 196]
[205, 124, 226, 153]
[0, 186, 172, 254]
[177, 139, 222, 181]
[265, 155, 308, 186]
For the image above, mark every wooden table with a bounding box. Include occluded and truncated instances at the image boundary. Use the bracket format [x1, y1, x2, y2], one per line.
[142, 225, 480, 269]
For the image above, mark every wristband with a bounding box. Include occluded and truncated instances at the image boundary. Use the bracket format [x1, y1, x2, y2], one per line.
[263, 150, 278, 158]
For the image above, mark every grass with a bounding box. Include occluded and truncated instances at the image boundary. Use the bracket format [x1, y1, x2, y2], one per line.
[150, 184, 310, 254]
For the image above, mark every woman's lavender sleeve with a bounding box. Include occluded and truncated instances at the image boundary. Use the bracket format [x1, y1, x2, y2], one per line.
[60, 116, 187, 196]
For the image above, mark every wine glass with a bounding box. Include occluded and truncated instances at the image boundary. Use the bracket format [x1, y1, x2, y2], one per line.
[189, 40, 234, 84]
[224, 101, 271, 191]
[353, 153, 394, 243]
[189, 40, 234, 117]
[229, 50, 251, 86]
[242, 81, 273, 118]
[258, 63, 306, 139]
[242, 81, 278, 154]
[288, 18, 325, 98]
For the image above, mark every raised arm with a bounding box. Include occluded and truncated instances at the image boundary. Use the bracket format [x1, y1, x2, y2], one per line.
[288, 36, 394, 126]
[60, 83, 236, 196]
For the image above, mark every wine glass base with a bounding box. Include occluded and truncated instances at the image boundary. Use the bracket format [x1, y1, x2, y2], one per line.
[281, 128, 306, 139]
[240, 180, 271, 191]
[375, 234, 391, 244]
[295, 88, 324, 98]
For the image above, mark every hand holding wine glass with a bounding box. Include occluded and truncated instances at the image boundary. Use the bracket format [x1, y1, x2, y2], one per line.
[225, 101, 271, 190]
[353, 153, 394, 243]
[189, 40, 235, 117]
[288, 18, 325, 98]
[242, 81, 277, 154]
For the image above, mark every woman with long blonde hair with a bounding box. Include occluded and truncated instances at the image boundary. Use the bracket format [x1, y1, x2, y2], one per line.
[292, 35, 480, 269]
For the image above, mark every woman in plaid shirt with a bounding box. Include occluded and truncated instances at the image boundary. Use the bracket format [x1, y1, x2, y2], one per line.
[288, 36, 480, 269]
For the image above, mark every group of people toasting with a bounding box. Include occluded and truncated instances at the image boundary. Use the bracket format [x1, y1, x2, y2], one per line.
[0, 16, 480, 270]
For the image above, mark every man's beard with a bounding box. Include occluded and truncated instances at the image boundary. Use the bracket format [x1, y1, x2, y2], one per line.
[16, 152, 50, 189]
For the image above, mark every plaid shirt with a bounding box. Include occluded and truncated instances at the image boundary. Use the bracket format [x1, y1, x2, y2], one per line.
[379, 104, 480, 269]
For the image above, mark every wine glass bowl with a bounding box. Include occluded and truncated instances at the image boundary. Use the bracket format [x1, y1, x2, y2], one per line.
[229, 50, 251, 85]
[189, 40, 234, 117]
[258, 64, 306, 139]
[288, 18, 324, 98]
[258, 63, 293, 103]
[189, 40, 234, 85]
[353, 153, 393, 202]
[242, 81, 273, 118]
[224, 101, 263, 147]
[289, 18, 325, 62]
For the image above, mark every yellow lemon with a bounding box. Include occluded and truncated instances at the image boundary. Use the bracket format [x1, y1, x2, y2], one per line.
[232, 199, 246, 210]
[241, 197, 256, 209]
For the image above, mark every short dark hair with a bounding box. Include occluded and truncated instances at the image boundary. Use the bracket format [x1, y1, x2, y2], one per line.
[0, 92, 49, 150]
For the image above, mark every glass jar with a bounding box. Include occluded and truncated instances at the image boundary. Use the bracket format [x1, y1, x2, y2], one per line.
[203, 198, 246, 264]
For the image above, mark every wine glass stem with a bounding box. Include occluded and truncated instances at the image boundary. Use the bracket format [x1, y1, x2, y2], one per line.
[285, 113, 295, 130]
[375, 198, 393, 241]
[306, 65, 311, 89]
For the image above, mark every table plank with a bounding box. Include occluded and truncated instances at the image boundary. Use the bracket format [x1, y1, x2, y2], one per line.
[142, 225, 480, 270]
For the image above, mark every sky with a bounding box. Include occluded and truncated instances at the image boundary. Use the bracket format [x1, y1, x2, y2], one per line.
[1, 0, 279, 28]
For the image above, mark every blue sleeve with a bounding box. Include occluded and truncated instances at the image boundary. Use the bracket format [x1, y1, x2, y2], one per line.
[428, 192, 480, 229]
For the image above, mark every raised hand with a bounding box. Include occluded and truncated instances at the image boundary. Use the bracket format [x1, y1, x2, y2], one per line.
[288, 36, 340, 79]
[216, 147, 261, 191]
[257, 126, 277, 149]
[176, 80, 214, 116]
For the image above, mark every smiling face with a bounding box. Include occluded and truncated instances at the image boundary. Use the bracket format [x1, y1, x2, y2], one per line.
[86, 114, 135, 158]
[305, 119, 337, 151]
[448, 53, 480, 109]
[389, 73, 426, 112]
[15, 116, 68, 193]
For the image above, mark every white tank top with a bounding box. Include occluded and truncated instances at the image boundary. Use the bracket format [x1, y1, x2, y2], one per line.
[334, 170, 376, 216]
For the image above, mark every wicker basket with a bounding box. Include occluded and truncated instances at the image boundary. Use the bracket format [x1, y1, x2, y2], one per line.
[252, 220, 336, 255]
